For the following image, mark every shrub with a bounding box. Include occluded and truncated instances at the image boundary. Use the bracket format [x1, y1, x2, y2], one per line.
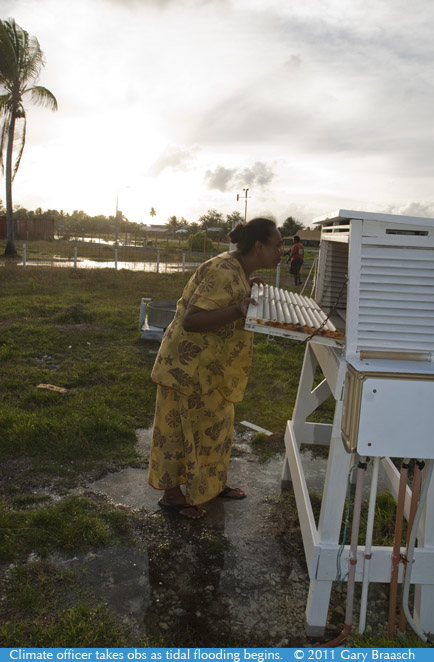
[188, 232, 214, 252]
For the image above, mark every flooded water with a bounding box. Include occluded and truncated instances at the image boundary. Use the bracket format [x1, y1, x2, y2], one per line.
[7, 258, 202, 272]
[71, 428, 312, 645]
[65, 428, 392, 646]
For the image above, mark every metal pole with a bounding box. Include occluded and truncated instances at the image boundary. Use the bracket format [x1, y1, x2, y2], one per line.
[233, 188, 250, 251]
[115, 194, 119, 246]
[22, 244, 26, 268]
[359, 456, 380, 633]
[275, 262, 280, 288]
[243, 187, 249, 222]
[74, 246, 77, 269]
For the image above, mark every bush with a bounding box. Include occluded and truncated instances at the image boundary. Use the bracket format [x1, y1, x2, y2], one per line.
[188, 232, 214, 252]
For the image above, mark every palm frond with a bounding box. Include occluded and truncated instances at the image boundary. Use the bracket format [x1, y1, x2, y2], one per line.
[0, 21, 18, 86]
[0, 93, 12, 114]
[12, 115, 26, 181]
[0, 118, 9, 173]
[0, 96, 12, 171]
[0, 18, 57, 192]
[0, 19, 44, 90]
[21, 37, 45, 86]
[27, 85, 58, 111]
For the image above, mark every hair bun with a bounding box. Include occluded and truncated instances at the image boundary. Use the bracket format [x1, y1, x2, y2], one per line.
[227, 217, 276, 255]
[228, 222, 245, 243]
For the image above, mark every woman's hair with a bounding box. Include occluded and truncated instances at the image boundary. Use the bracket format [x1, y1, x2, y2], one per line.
[228, 217, 276, 255]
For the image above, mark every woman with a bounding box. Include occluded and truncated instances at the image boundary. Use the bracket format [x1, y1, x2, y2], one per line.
[148, 218, 283, 519]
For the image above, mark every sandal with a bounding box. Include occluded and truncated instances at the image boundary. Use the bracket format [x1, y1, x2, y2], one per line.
[158, 498, 206, 520]
[218, 486, 246, 499]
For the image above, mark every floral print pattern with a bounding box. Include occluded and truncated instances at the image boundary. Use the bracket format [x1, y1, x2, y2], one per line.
[148, 385, 235, 504]
[151, 252, 253, 402]
[148, 252, 255, 504]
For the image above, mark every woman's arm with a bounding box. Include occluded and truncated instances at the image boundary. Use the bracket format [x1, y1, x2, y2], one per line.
[183, 298, 256, 332]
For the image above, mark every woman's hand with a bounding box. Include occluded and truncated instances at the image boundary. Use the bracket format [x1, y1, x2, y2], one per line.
[237, 297, 257, 318]
[249, 276, 265, 287]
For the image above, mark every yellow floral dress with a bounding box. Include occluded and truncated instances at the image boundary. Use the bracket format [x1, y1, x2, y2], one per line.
[148, 252, 253, 505]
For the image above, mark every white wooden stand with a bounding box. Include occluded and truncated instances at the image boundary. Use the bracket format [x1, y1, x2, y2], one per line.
[282, 340, 434, 637]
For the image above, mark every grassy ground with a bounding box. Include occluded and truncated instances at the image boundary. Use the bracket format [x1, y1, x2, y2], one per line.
[0, 262, 306, 472]
[0, 262, 313, 646]
[0, 262, 422, 648]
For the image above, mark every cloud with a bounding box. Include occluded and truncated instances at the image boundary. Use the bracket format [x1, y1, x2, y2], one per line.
[205, 161, 276, 192]
[240, 162, 275, 187]
[102, 0, 227, 9]
[204, 166, 236, 192]
[387, 201, 434, 219]
[149, 144, 199, 176]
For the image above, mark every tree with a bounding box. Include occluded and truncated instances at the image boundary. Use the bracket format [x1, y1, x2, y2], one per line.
[279, 216, 304, 238]
[0, 18, 58, 255]
[226, 210, 244, 233]
[198, 209, 225, 231]
[165, 215, 180, 232]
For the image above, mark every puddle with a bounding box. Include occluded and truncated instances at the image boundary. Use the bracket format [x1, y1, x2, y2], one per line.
[6, 259, 203, 272]
[66, 428, 392, 645]
[71, 428, 311, 645]
[50, 547, 151, 639]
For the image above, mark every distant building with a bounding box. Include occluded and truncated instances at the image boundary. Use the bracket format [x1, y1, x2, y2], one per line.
[145, 224, 168, 233]
[142, 223, 168, 246]
[0, 216, 55, 240]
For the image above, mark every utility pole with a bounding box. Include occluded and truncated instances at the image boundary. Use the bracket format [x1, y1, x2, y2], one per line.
[115, 195, 120, 246]
[232, 188, 251, 251]
[236, 187, 250, 223]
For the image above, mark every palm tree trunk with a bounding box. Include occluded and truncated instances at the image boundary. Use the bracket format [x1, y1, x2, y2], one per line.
[4, 112, 17, 256]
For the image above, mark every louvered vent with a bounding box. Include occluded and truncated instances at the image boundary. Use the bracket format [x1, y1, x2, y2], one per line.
[318, 241, 348, 311]
[356, 245, 434, 353]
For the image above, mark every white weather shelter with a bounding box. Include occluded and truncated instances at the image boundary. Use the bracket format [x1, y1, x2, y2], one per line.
[245, 209, 434, 637]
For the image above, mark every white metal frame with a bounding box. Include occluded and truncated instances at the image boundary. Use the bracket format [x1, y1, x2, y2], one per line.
[244, 209, 434, 636]
[283, 340, 434, 636]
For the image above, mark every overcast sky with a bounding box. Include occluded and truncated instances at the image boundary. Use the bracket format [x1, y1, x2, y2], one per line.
[2, 0, 434, 227]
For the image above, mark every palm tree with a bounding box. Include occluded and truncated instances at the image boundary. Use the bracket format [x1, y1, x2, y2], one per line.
[0, 18, 58, 255]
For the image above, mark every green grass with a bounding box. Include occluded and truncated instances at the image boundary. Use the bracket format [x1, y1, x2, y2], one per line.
[0, 495, 133, 562]
[1, 261, 414, 649]
[0, 264, 306, 482]
[0, 264, 308, 645]
[236, 336, 306, 431]
[0, 267, 185, 471]
[0, 562, 146, 647]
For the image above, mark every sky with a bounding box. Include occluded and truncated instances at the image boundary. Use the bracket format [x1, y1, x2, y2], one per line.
[2, 0, 434, 227]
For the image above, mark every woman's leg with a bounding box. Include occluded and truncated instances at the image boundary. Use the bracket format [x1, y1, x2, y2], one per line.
[148, 386, 206, 518]
[148, 386, 236, 507]
[180, 389, 235, 505]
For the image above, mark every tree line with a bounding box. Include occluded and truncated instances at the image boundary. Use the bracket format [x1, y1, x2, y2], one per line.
[0, 202, 304, 240]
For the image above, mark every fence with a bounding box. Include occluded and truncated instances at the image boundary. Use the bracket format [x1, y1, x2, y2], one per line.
[1, 239, 315, 291]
